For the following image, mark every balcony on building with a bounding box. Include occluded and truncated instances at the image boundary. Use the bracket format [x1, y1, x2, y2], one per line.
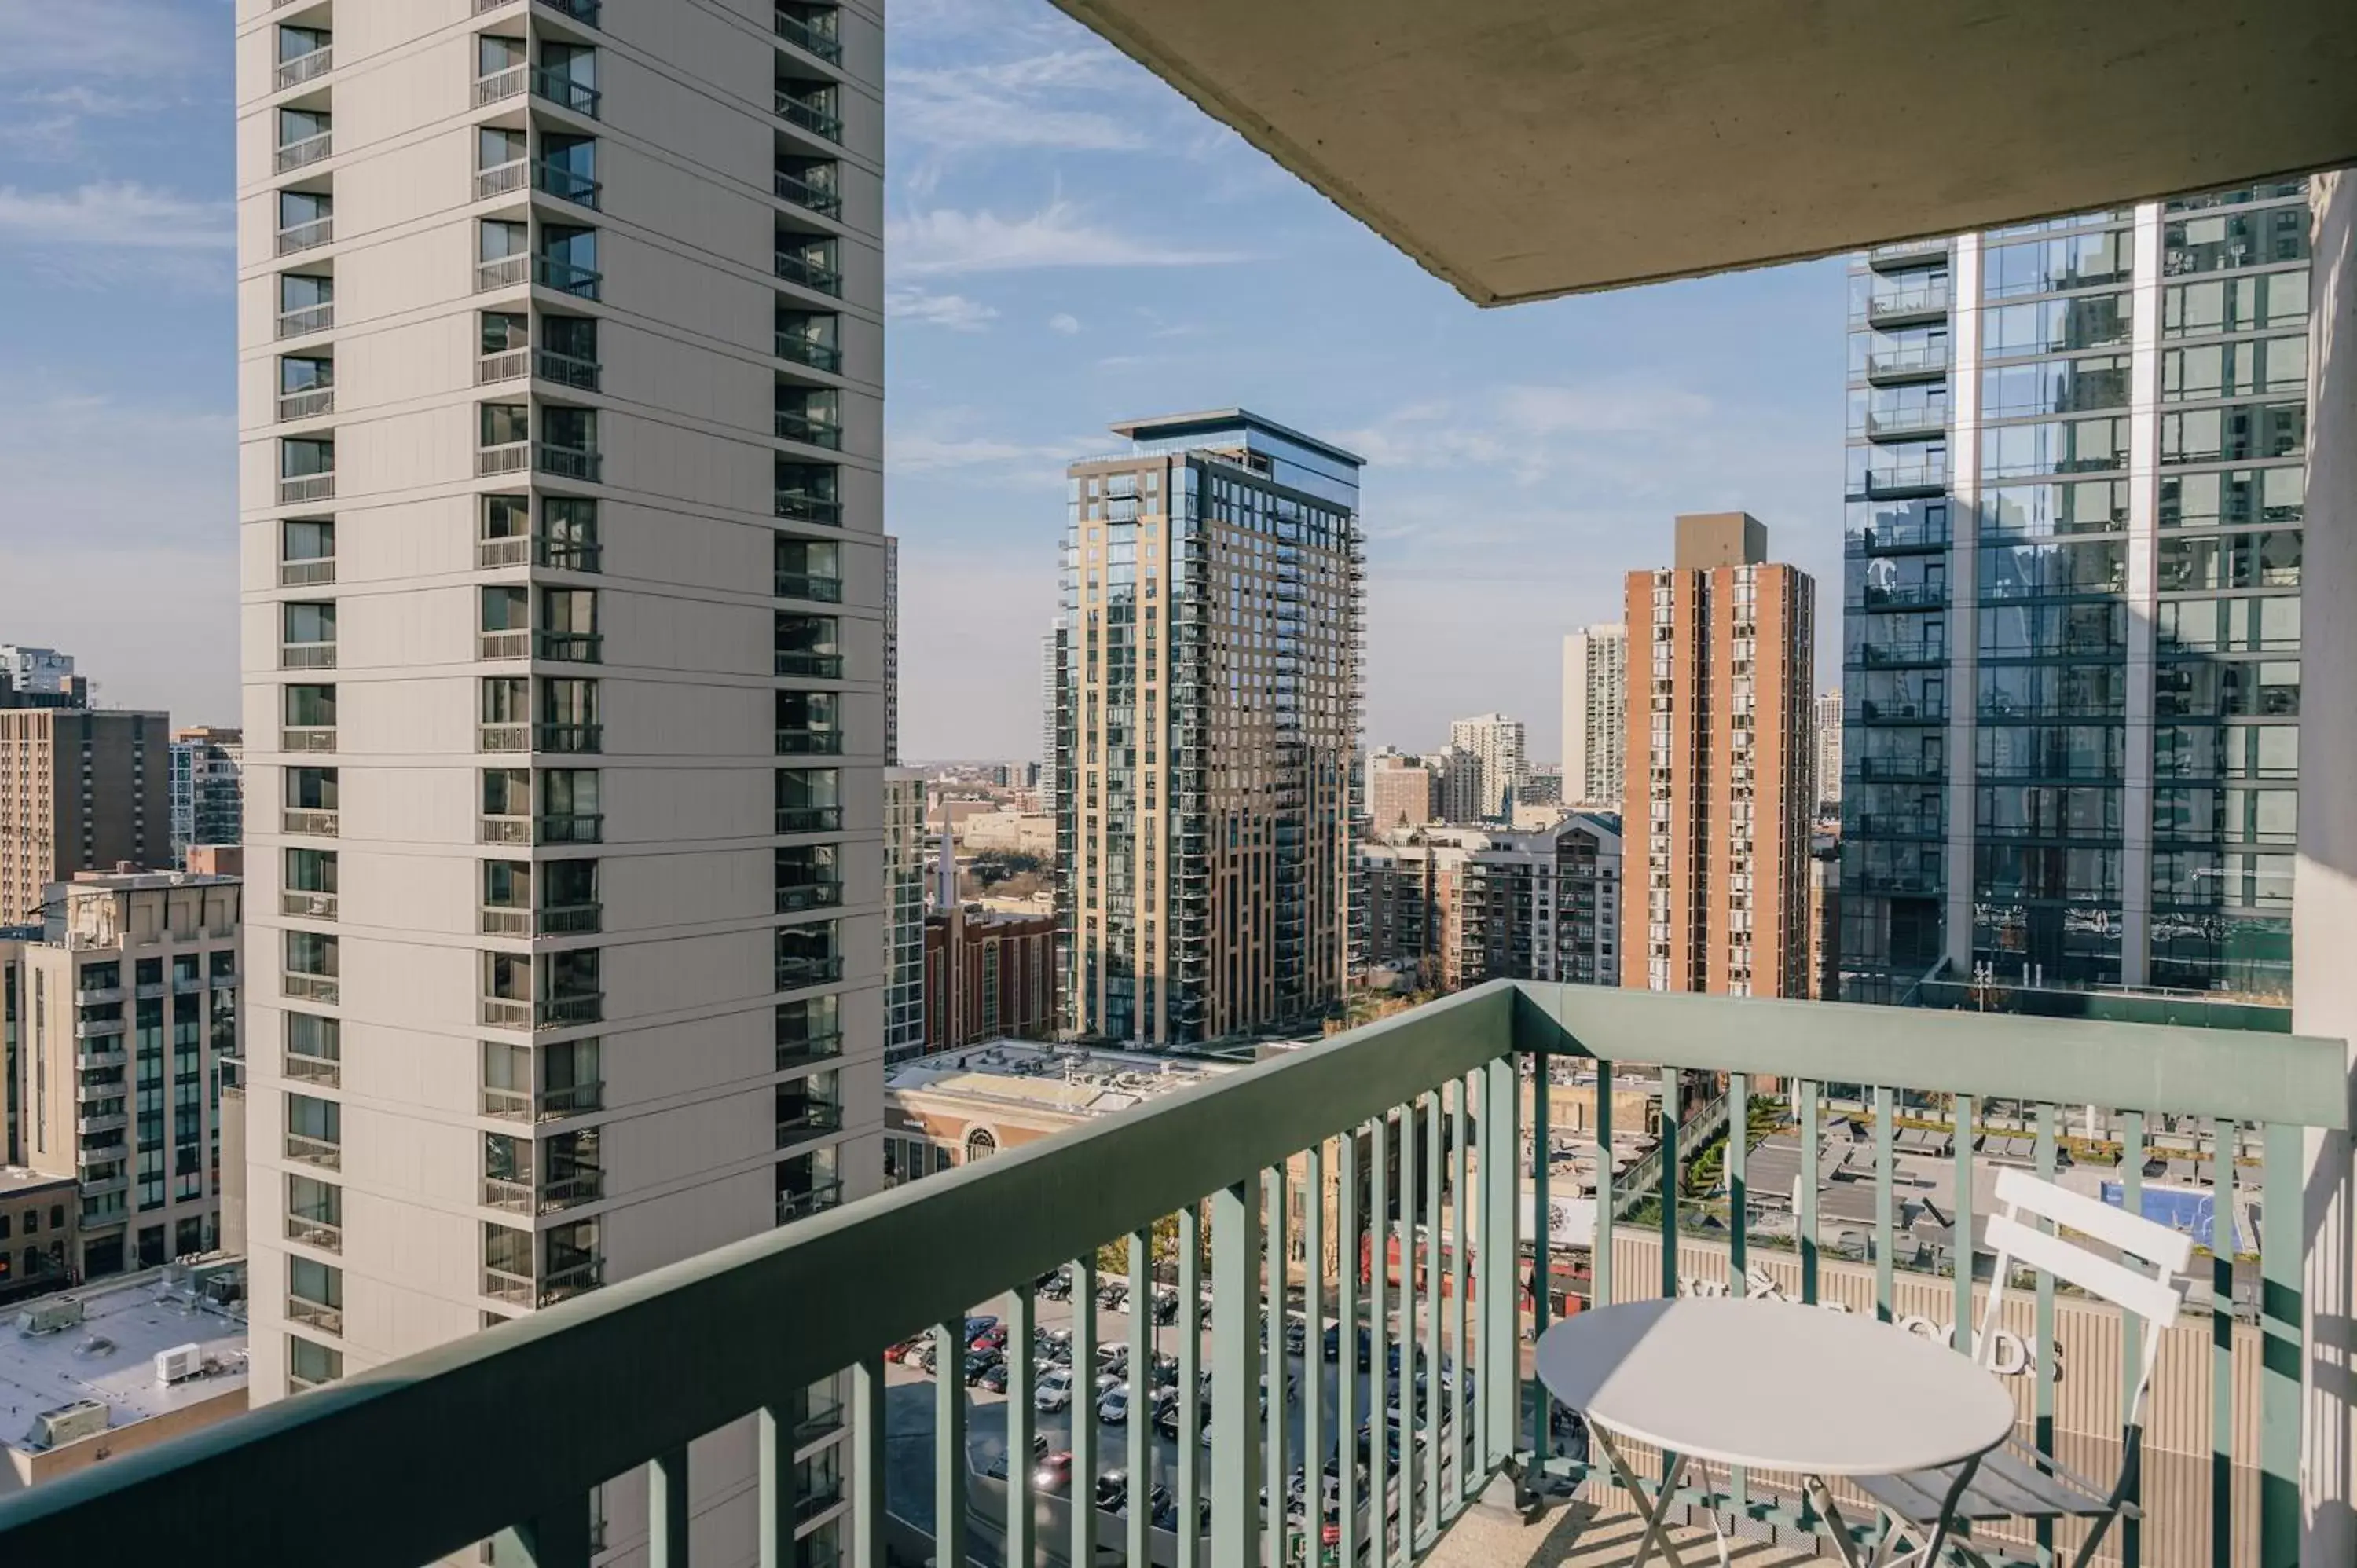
[775, 996, 844, 1069]
[774, 1072, 842, 1149]
[482, 949, 603, 1031]
[280, 681, 337, 753]
[277, 272, 334, 338]
[776, 689, 842, 755]
[533, 134, 602, 209]
[482, 1127, 603, 1215]
[775, 536, 844, 603]
[775, 233, 843, 297]
[278, 436, 335, 504]
[481, 1038, 603, 1122]
[775, 387, 842, 449]
[273, 24, 332, 91]
[280, 600, 337, 671]
[776, 309, 844, 372]
[283, 1091, 341, 1171]
[775, 613, 843, 680]
[775, 925, 841, 992]
[774, 75, 841, 143]
[275, 106, 332, 174]
[537, 404, 603, 482]
[775, 766, 842, 834]
[275, 189, 332, 255]
[1860, 277, 1951, 326]
[1863, 339, 1951, 383]
[281, 929, 339, 1006]
[484, 1219, 603, 1310]
[775, 1148, 841, 1225]
[775, 460, 842, 524]
[775, 844, 842, 913]
[280, 516, 335, 586]
[775, 156, 842, 218]
[281, 847, 339, 921]
[773, 3, 843, 64]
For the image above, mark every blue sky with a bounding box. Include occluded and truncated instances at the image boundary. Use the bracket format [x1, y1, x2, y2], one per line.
[0, 0, 1846, 764]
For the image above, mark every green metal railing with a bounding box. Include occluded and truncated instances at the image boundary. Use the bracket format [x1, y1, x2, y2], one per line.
[0, 982, 2339, 1568]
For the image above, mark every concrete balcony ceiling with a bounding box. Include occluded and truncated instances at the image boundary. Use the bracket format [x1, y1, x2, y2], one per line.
[1046, 0, 2357, 302]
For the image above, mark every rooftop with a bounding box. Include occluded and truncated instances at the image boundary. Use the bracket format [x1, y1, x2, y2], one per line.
[62, 870, 240, 895]
[886, 1040, 1232, 1117]
[0, 1168, 73, 1200]
[1, 1266, 248, 1457]
[1105, 407, 1367, 467]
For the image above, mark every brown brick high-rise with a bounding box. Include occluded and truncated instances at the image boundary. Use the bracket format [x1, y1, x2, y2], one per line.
[1622, 514, 1814, 996]
[0, 709, 169, 925]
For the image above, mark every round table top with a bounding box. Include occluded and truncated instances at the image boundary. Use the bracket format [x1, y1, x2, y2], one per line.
[1534, 1298, 2017, 1476]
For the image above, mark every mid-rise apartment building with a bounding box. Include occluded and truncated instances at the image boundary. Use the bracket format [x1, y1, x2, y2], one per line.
[170, 727, 247, 861]
[1366, 748, 1438, 832]
[1841, 181, 2311, 1004]
[882, 770, 925, 1061]
[1624, 512, 1815, 996]
[235, 6, 883, 1545]
[1358, 815, 1621, 991]
[921, 905, 1058, 1053]
[1058, 411, 1364, 1045]
[0, 709, 170, 926]
[0, 872, 241, 1282]
[0, 649, 82, 703]
[1447, 713, 1526, 820]
[1561, 624, 1627, 809]
[1811, 688, 1842, 814]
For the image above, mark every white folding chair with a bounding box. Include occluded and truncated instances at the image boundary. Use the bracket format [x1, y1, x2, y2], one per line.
[1857, 1167, 2194, 1568]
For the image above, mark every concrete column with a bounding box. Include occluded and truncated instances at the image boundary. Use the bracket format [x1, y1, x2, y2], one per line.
[2296, 166, 2357, 1566]
[1944, 234, 1982, 974]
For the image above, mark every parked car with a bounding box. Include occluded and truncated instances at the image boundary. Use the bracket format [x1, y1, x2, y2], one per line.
[1323, 1324, 1373, 1370]
[962, 1350, 1003, 1386]
[977, 1361, 1010, 1394]
[1036, 1369, 1073, 1412]
[1098, 1383, 1132, 1425]
[971, 1324, 1009, 1353]
[1283, 1315, 1308, 1357]
[1036, 1268, 1072, 1300]
[965, 1313, 1000, 1340]
[1096, 1469, 1130, 1513]
[1033, 1450, 1073, 1495]
[908, 1341, 937, 1375]
[883, 1335, 926, 1364]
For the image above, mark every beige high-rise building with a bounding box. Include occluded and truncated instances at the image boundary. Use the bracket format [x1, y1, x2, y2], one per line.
[234, 1, 884, 1543]
[1813, 687, 1843, 814]
[1447, 713, 1526, 819]
[0, 709, 170, 927]
[1623, 513, 1814, 996]
[1058, 412, 1364, 1045]
[1365, 749, 1437, 832]
[0, 871, 242, 1280]
[1561, 623, 1626, 809]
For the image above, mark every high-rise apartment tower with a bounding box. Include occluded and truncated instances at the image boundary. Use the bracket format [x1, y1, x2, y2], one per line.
[1624, 513, 1815, 996]
[170, 727, 247, 860]
[1561, 623, 1627, 808]
[1812, 689, 1842, 813]
[0, 709, 169, 925]
[1446, 713, 1527, 820]
[235, 7, 884, 1550]
[1840, 181, 2310, 1003]
[1058, 411, 1364, 1045]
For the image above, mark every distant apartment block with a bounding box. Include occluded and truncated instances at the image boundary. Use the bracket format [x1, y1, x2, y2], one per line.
[882, 770, 926, 1062]
[0, 648, 83, 705]
[1039, 624, 1062, 818]
[1812, 687, 1842, 813]
[0, 709, 169, 926]
[235, 5, 885, 1520]
[1058, 411, 1364, 1044]
[1561, 623, 1627, 808]
[1366, 748, 1439, 833]
[1625, 513, 1815, 996]
[1358, 814, 1621, 992]
[1448, 713, 1527, 819]
[0, 871, 241, 1283]
[883, 532, 900, 766]
[170, 727, 246, 861]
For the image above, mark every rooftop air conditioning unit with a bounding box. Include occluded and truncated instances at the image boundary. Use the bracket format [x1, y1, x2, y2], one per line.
[32, 1400, 109, 1450]
[156, 1342, 205, 1385]
[18, 1296, 85, 1335]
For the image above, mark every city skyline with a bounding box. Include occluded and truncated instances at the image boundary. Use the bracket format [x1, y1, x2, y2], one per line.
[0, 0, 1844, 764]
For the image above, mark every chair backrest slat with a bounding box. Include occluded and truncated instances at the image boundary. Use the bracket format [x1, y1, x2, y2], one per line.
[1984, 1212, 2184, 1332]
[1991, 1166, 2196, 1273]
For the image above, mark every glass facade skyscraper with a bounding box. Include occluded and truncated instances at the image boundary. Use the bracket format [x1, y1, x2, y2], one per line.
[1842, 181, 2310, 1005]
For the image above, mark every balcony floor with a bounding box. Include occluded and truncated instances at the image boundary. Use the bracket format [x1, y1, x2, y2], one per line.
[1431, 1493, 1837, 1568]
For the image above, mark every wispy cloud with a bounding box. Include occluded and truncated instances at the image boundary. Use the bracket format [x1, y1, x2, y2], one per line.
[0, 2, 218, 79]
[886, 286, 1000, 332]
[889, 432, 1100, 473]
[0, 181, 232, 249]
[889, 200, 1254, 277]
[892, 50, 1147, 154]
[1048, 312, 1080, 335]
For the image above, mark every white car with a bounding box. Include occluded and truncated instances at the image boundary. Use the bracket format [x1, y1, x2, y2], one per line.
[1098, 1384, 1131, 1425]
[1036, 1370, 1072, 1412]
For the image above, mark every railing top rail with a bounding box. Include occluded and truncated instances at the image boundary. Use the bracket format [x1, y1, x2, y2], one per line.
[0, 979, 1523, 1568]
[1509, 981, 2348, 1128]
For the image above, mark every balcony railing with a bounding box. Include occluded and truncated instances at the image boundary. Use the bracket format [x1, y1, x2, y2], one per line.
[533, 256, 603, 299]
[1862, 462, 1951, 496]
[540, 812, 603, 844]
[775, 650, 843, 679]
[537, 993, 603, 1029]
[282, 972, 340, 1004]
[286, 1295, 344, 1337]
[280, 890, 339, 921]
[284, 1053, 340, 1088]
[774, 1180, 841, 1224]
[541, 0, 602, 30]
[536, 630, 602, 663]
[280, 641, 337, 670]
[774, 956, 842, 991]
[775, 1029, 844, 1069]
[280, 556, 336, 587]
[478, 348, 529, 386]
[773, 10, 843, 63]
[532, 68, 603, 119]
[532, 159, 601, 208]
[774, 1103, 843, 1146]
[775, 881, 843, 913]
[277, 218, 333, 255]
[535, 443, 603, 482]
[478, 724, 529, 753]
[775, 804, 841, 833]
[536, 722, 603, 754]
[775, 727, 842, 755]
[774, 489, 843, 526]
[280, 473, 335, 504]
[481, 1079, 603, 1121]
[1864, 284, 1951, 323]
[775, 95, 843, 141]
[478, 441, 530, 478]
[476, 253, 530, 291]
[280, 725, 337, 753]
[476, 159, 528, 202]
[775, 333, 843, 372]
[774, 572, 844, 603]
[277, 302, 334, 338]
[284, 1214, 341, 1252]
[774, 411, 842, 449]
[283, 1133, 342, 1171]
[1864, 343, 1951, 380]
[274, 47, 333, 91]
[774, 251, 843, 295]
[774, 170, 842, 217]
[535, 349, 601, 391]
[277, 132, 334, 174]
[475, 65, 526, 107]
[484, 1171, 603, 1214]
[5, 980, 2340, 1568]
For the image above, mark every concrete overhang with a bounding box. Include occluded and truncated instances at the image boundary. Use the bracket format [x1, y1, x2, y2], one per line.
[1046, 0, 2357, 304]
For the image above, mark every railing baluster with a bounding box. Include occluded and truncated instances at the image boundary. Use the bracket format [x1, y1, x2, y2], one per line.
[1798, 1079, 1820, 1305]
[1398, 1098, 1418, 1557]
[759, 1400, 797, 1567]
[852, 1354, 885, 1568]
[1480, 1062, 1518, 1487]
[2035, 1103, 2058, 1567]
[1267, 1166, 1290, 1555]
[1007, 1285, 1036, 1568]
[1340, 1125, 1363, 1568]
[1211, 1178, 1264, 1568]
[1303, 1145, 1325, 1559]
[1659, 1064, 1680, 1299]
[2118, 1110, 2144, 1568]
[2260, 1121, 2303, 1568]
[648, 1445, 690, 1568]
[1370, 1107, 1391, 1566]
[2211, 1116, 2235, 1568]
[935, 1320, 968, 1568]
[1421, 1090, 1443, 1542]
[1530, 1047, 1553, 1475]
[1593, 1057, 1615, 1315]
[1127, 1226, 1151, 1566]
[1072, 1258, 1099, 1568]
[1952, 1094, 1976, 1358]
[1177, 1200, 1204, 1568]
[1725, 1069, 1749, 1526]
[1873, 1085, 1896, 1323]
[1447, 1077, 1469, 1514]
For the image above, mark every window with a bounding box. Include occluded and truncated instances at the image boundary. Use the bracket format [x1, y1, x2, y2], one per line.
[288, 1335, 343, 1387]
[965, 1128, 998, 1163]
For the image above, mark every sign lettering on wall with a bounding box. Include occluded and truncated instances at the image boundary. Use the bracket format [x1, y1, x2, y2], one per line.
[1676, 1266, 2058, 1378]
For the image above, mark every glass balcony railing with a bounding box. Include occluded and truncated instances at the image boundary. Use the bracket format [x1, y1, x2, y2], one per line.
[774, 490, 842, 525]
[774, 251, 843, 296]
[774, 170, 842, 216]
[773, 10, 843, 63]
[775, 727, 842, 756]
[774, 572, 843, 603]
[774, 804, 841, 833]
[774, 95, 842, 141]
[11, 979, 2341, 1568]
[775, 1029, 843, 1069]
[774, 650, 843, 678]
[1864, 343, 1950, 380]
[775, 333, 843, 372]
[774, 955, 843, 991]
[774, 411, 842, 449]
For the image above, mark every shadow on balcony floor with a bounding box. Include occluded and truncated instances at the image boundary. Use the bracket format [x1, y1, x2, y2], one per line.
[1429, 1494, 1838, 1568]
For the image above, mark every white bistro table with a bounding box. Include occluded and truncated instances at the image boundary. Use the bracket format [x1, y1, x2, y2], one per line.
[1534, 1297, 2016, 1568]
